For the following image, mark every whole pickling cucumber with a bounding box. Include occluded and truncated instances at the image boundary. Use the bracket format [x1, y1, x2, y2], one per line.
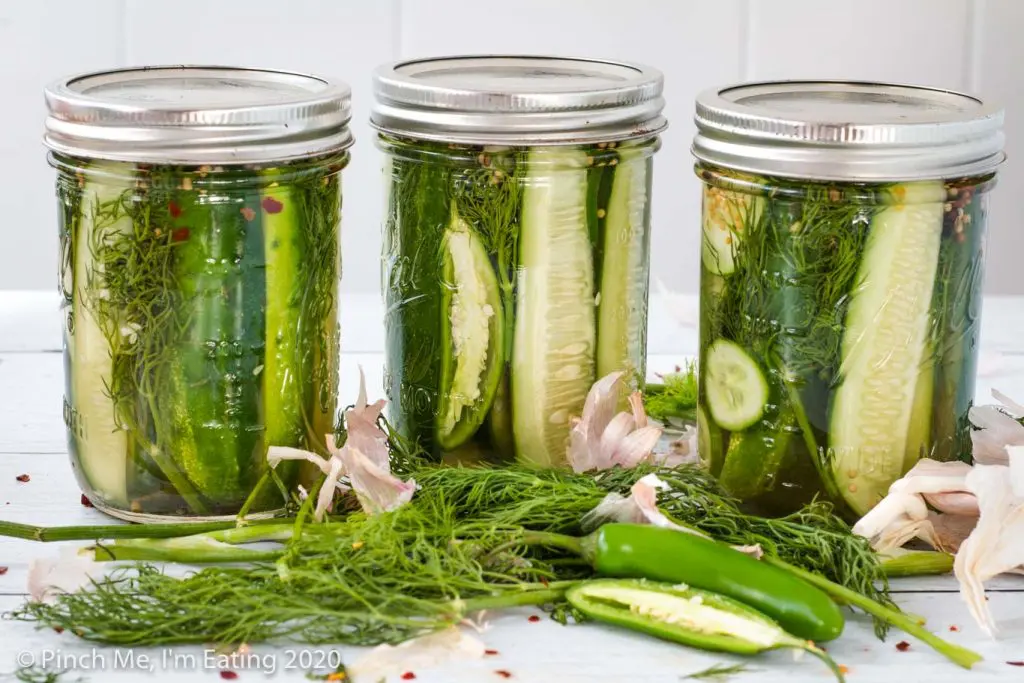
[165, 185, 266, 507]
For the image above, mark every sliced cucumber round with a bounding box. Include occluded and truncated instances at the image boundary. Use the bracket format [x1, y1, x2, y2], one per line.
[437, 204, 504, 450]
[829, 182, 945, 516]
[701, 186, 763, 276]
[704, 339, 768, 432]
[512, 148, 596, 467]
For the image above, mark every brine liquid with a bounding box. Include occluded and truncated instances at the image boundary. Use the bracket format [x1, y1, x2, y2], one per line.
[697, 167, 992, 520]
[57, 155, 345, 518]
[380, 137, 657, 466]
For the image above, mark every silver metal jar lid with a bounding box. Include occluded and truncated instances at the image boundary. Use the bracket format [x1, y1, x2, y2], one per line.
[371, 55, 667, 145]
[44, 66, 353, 164]
[693, 81, 1005, 181]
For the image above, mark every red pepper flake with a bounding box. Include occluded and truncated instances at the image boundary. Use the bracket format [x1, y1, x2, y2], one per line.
[171, 227, 190, 242]
[539, 577, 549, 587]
[896, 641, 911, 652]
[949, 624, 960, 632]
[495, 671, 512, 679]
[219, 672, 239, 680]
[0, 567, 8, 575]
[484, 649, 500, 656]
[80, 494, 94, 508]
[1008, 661, 1024, 667]
[53, 626, 64, 634]
[261, 197, 284, 214]
[168, 201, 182, 218]
[240, 206, 256, 222]
[15, 474, 29, 483]
[400, 673, 416, 680]
[527, 615, 541, 623]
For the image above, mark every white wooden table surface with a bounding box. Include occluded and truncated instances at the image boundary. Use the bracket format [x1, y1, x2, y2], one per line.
[2, 291, 1024, 682]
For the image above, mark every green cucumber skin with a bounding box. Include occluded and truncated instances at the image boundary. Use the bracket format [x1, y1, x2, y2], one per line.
[930, 186, 988, 463]
[596, 151, 653, 390]
[168, 192, 266, 507]
[383, 148, 451, 456]
[261, 181, 306, 486]
[66, 171, 131, 508]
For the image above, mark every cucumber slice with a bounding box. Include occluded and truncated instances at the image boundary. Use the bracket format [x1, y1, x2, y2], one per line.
[705, 339, 768, 432]
[701, 186, 763, 276]
[262, 180, 306, 458]
[69, 170, 131, 506]
[437, 203, 504, 450]
[596, 149, 651, 386]
[512, 148, 596, 467]
[829, 182, 945, 515]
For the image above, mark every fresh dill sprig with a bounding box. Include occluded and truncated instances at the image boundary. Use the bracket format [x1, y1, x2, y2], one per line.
[644, 361, 698, 424]
[13, 665, 81, 683]
[682, 663, 751, 680]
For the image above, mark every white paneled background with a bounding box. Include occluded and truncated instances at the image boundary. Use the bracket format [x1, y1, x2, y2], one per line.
[1, 0, 1021, 295]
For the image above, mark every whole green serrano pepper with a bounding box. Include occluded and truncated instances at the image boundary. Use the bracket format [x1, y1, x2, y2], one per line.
[527, 523, 844, 642]
[567, 579, 844, 681]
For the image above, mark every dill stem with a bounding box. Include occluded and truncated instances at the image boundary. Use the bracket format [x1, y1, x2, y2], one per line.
[90, 538, 283, 563]
[782, 378, 843, 504]
[764, 557, 982, 669]
[459, 583, 576, 612]
[0, 518, 289, 542]
[236, 471, 271, 520]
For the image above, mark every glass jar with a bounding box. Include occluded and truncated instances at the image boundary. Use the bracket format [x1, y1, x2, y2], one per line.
[45, 67, 352, 520]
[371, 56, 667, 466]
[692, 81, 1005, 520]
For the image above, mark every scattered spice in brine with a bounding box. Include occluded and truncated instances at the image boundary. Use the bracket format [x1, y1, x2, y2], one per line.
[527, 615, 541, 623]
[1007, 661, 1024, 667]
[80, 494, 93, 508]
[495, 671, 512, 679]
[400, 673, 416, 680]
[896, 641, 910, 652]
[53, 626, 64, 634]
[949, 625, 960, 632]
[838, 665, 850, 675]
[485, 649, 500, 656]
[219, 672, 238, 680]
[261, 197, 284, 214]
[0, 567, 8, 575]
[15, 474, 29, 483]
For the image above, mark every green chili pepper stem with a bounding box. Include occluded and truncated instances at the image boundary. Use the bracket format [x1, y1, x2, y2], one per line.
[0, 518, 290, 542]
[795, 643, 846, 683]
[880, 550, 955, 577]
[763, 557, 982, 669]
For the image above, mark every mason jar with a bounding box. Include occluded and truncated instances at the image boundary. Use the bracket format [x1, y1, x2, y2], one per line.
[692, 81, 1005, 520]
[371, 56, 666, 467]
[45, 67, 351, 520]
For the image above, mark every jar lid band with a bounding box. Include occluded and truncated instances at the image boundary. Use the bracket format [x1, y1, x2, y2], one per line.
[371, 55, 667, 144]
[693, 81, 1005, 181]
[44, 66, 353, 164]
